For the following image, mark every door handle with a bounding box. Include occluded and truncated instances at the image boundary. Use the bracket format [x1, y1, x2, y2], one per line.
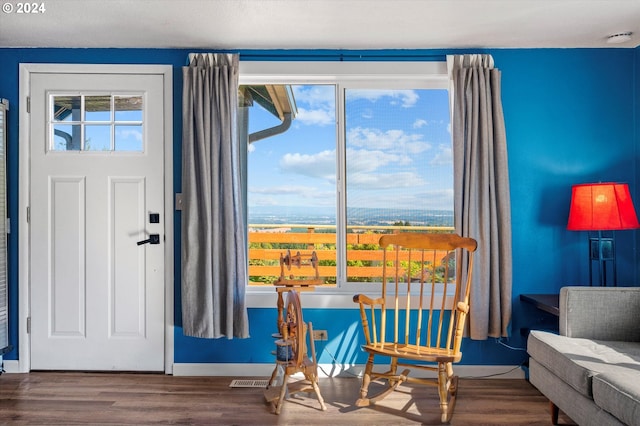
[137, 234, 160, 245]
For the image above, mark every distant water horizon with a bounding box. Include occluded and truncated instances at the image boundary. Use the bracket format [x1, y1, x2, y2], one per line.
[248, 206, 454, 228]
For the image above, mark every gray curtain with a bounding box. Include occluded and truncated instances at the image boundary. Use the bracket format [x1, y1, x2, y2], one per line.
[181, 53, 249, 338]
[448, 54, 512, 339]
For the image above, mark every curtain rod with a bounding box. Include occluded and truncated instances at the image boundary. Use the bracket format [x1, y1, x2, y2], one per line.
[188, 51, 449, 63]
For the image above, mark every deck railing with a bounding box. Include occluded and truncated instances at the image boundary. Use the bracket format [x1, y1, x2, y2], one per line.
[248, 224, 454, 286]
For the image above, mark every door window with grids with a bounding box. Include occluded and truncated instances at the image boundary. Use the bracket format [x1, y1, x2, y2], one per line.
[50, 94, 144, 152]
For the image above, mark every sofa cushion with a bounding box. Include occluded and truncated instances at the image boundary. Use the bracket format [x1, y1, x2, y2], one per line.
[528, 330, 640, 398]
[560, 287, 640, 341]
[593, 371, 640, 426]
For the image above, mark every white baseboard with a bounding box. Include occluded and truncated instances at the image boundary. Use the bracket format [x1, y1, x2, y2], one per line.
[1, 360, 22, 373]
[172, 363, 525, 379]
[1, 359, 524, 379]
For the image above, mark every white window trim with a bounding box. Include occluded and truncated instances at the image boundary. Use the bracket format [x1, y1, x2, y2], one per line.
[239, 61, 448, 85]
[240, 61, 450, 309]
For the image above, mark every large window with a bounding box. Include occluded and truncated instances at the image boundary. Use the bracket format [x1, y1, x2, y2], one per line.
[240, 62, 452, 292]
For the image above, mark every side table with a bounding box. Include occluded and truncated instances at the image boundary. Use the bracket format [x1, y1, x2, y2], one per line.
[519, 294, 559, 317]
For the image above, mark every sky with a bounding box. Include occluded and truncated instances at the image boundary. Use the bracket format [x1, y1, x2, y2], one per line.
[246, 84, 453, 221]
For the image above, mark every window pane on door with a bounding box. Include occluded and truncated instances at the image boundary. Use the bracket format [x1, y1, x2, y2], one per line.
[115, 125, 143, 151]
[85, 125, 111, 151]
[115, 95, 143, 121]
[84, 96, 111, 121]
[53, 124, 80, 151]
[52, 95, 81, 122]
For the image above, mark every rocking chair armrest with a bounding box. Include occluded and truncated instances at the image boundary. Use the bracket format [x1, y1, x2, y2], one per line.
[456, 301, 469, 313]
[353, 293, 384, 307]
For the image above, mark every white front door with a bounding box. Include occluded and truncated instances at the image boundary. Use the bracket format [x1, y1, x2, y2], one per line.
[28, 70, 167, 371]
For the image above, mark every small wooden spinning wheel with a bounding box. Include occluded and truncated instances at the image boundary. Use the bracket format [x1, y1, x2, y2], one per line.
[273, 249, 322, 334]
[265, 290, 326, 415]
[278, 290, 306, 365]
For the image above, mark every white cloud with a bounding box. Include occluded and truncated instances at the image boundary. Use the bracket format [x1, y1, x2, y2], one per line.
[347, 89, 419, 108]
[347, 187, 454, 210]
[248, 196, 279, 206]
[275, 145, 425, 191]
[279, 150, 336, 180]
[348, 171, 426, 189]
[347, 127, 432, 154]
[361, 108, 374, 119]
[346, 148, 410, 173]
[295, 107, 334, 126]
[416, 188, 454, 210]
[430, 144, 453, 166]
[292, 85, 335, 127]
[250, 185, 318, 196]
[413, 119, 428, 129]
[346, 147, 429, 190]
[249, 186, 336, 207]
[293, 85, 334, 107]
[116, 128, 142, 141]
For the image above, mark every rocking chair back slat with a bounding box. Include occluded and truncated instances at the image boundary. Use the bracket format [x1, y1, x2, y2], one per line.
[353, 232, 477, 423]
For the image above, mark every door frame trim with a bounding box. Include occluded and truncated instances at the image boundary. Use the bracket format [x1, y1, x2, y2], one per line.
[18, 63, 174, 373]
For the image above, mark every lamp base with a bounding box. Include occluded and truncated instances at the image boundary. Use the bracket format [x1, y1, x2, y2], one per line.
[588, 234, 616, 287]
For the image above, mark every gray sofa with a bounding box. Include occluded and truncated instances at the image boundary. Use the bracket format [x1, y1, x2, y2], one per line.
[527, 286, 640, 426]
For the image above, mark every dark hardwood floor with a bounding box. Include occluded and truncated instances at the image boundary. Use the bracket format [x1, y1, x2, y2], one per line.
[0, 372, 577, 425]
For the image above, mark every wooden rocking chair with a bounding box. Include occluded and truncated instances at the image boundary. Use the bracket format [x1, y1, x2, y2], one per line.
[353, 233, 477, 423]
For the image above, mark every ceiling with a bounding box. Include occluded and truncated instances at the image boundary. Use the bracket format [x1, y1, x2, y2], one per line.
[1, 0, 639, 50]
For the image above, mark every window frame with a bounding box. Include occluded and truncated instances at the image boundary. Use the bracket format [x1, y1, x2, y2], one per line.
[240, 61, 451, 309]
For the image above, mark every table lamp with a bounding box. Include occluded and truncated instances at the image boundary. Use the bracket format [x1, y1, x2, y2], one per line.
[567, 182, 640, 286]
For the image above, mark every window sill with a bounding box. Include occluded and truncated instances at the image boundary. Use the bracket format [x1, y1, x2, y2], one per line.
[246, 286, 360, 309]
[246, 285, 456, 309]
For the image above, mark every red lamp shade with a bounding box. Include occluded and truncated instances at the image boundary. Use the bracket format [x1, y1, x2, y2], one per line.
[567, 182, 640, 231]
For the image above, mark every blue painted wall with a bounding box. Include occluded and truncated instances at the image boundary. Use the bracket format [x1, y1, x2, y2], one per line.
[0, 47, 638, 368]
[635, 47, 640, 282]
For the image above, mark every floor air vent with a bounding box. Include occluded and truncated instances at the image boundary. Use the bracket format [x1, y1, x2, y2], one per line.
[229, 379, 269, 388]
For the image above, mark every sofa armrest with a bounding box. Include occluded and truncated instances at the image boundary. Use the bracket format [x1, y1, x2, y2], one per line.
[560, 286, 640, 341]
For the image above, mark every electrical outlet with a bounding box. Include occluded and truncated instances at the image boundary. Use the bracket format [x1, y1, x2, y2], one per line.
[312, 329, 328, 341]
